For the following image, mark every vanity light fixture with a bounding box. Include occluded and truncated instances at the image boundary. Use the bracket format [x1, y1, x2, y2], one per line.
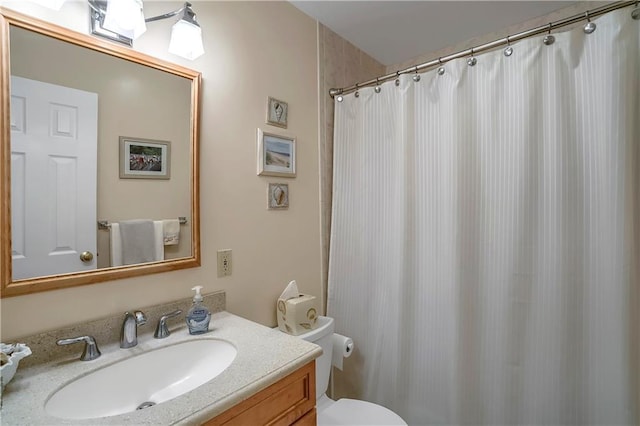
[88, 0, 204, 60]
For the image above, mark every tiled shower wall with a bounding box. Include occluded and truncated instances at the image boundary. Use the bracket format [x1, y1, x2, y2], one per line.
[318, 24, 385, 310]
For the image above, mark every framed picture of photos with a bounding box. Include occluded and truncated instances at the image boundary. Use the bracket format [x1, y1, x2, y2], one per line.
[119, 136, 171, 179]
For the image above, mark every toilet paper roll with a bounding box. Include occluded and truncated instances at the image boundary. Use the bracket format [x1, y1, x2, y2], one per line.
[331, 333, 354, 371]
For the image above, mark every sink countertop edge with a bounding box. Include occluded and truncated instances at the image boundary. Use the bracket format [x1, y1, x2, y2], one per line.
[0, 311, 322, 425]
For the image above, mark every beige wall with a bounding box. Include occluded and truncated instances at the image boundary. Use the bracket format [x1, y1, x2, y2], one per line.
[10, 26, 193, 267]
[1, 1, 321, 340]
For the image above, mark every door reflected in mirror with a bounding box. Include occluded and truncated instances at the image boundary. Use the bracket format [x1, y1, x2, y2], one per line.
[1, 8, 201, 297]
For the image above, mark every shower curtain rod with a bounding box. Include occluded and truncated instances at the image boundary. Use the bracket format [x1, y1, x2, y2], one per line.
[329, 0, 638, 98]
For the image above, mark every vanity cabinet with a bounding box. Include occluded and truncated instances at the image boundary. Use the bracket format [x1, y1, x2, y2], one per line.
[205, 361, 316, 426]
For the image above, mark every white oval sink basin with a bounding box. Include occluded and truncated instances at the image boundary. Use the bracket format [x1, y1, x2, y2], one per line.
[45, 339, 237, 420]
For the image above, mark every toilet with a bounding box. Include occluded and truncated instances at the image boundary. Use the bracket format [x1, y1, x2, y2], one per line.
[294, 316, 407, 426]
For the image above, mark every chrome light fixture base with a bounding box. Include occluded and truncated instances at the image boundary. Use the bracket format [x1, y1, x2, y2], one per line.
[89, 0, 133, 46]
[87, 0, 204, 60]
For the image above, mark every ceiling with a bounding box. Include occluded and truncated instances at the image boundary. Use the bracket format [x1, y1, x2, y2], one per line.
[290, 1, 576, 65]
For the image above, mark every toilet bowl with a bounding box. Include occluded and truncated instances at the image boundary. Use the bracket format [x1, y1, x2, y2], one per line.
[291, 316, 407, 426]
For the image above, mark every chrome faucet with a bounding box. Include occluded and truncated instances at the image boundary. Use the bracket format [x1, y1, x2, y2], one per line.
[57, 335, 101, 361]
[120, 311, 147, 348]
[154, 309, 183, 339]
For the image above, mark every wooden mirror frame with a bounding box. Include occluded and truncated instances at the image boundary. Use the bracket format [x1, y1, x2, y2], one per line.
[0, 8, 201, 298]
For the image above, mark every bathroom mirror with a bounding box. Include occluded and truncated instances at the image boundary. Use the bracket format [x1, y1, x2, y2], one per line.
[0, 8, 201, 297]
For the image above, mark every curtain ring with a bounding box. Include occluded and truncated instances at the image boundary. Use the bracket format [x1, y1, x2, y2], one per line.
[412, 67, 421, 82]
[374, 78, 382, 93]
[395, 72, 400, 86]
[437, 57, 445, 75]
[633, 1, 640, 20]
[504, 35, 513, 57]
[467, 48, 477, 66]
[584, 11, 597, 33]
[354, 83, 360, 98]
[543, 23, 555, 45]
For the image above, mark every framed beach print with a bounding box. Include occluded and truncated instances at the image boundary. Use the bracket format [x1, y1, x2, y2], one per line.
[119, 136, 171, 179]
[257, 129, 296, 178]
[266, 96, 288, 128]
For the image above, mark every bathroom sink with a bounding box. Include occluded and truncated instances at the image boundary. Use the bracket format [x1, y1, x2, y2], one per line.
[45, 339, 237, 420]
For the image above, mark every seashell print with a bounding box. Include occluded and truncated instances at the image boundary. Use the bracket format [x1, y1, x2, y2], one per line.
[307, 308, 317, 321]
[274, 186, 286, 205]
[300, 323, 311, 329]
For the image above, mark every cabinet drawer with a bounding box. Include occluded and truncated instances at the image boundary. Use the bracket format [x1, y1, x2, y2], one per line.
[205, 360, 316, 426]
[292, 408, 316, 426]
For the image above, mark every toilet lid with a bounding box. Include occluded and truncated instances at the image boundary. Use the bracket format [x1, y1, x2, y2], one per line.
[318, 398, 407, 426]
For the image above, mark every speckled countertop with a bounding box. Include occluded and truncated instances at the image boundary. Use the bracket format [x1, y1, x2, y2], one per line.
[0, 311, 321, 425]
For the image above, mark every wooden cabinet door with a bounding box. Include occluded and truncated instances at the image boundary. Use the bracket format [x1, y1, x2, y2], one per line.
[205, 361, 316, 426]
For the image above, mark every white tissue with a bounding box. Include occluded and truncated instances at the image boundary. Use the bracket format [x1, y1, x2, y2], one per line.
[279, 280, 299, 300]
[331, 333, 354, 371]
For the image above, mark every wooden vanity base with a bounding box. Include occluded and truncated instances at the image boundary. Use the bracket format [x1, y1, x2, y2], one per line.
[205, 360, 316, 426]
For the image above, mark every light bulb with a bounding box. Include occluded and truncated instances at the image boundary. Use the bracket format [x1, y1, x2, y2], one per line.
[103, 0, 146, 39]
[169, 20, 204, 60]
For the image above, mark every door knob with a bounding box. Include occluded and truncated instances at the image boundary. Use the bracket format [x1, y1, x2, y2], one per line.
[80, 251, 94, 263]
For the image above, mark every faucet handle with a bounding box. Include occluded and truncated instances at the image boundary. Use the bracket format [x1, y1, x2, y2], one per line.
[133, 310, 147, 325]
[154, 309, 183, 339]
[57, 335, 101, 361]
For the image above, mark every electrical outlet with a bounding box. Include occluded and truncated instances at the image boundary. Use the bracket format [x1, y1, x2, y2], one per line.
[217, 249, 232, 277]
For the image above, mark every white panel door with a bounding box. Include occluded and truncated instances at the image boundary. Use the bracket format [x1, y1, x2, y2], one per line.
[11, 76, 98, 280]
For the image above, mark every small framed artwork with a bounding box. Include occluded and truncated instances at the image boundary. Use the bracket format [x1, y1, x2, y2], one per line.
[119, 137, 171, 179]
[257, 128, 296, 178]
[268, 183, 289, 209]
[266, 96, 288, 128]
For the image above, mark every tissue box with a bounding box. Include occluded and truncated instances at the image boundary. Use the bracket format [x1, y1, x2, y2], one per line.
[277, 294, 318, 335]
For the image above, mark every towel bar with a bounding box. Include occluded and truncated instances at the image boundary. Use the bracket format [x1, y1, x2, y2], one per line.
[98, 217, 187, 230]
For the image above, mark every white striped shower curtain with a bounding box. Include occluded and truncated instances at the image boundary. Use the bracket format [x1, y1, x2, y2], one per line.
[328, 8, 639, 425]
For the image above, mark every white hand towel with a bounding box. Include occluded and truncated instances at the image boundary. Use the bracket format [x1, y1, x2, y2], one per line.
[110, 223, 123, 267]
[162, 219, 180, 245]
[153, 221, 165, 260]
[110, 221, 164, 267]
[118, 220, 164, 265]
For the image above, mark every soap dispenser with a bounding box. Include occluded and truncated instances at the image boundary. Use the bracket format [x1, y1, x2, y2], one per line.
[186, 286, 211, 334]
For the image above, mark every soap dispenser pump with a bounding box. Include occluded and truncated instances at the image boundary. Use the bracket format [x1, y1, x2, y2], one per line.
[186, 286, 211, 335]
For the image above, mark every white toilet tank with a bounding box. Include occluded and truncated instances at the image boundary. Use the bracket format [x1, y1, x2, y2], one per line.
[295, 316, 334, 399]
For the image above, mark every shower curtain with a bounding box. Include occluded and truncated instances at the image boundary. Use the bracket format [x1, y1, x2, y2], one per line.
[328, 8, 639, 425]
